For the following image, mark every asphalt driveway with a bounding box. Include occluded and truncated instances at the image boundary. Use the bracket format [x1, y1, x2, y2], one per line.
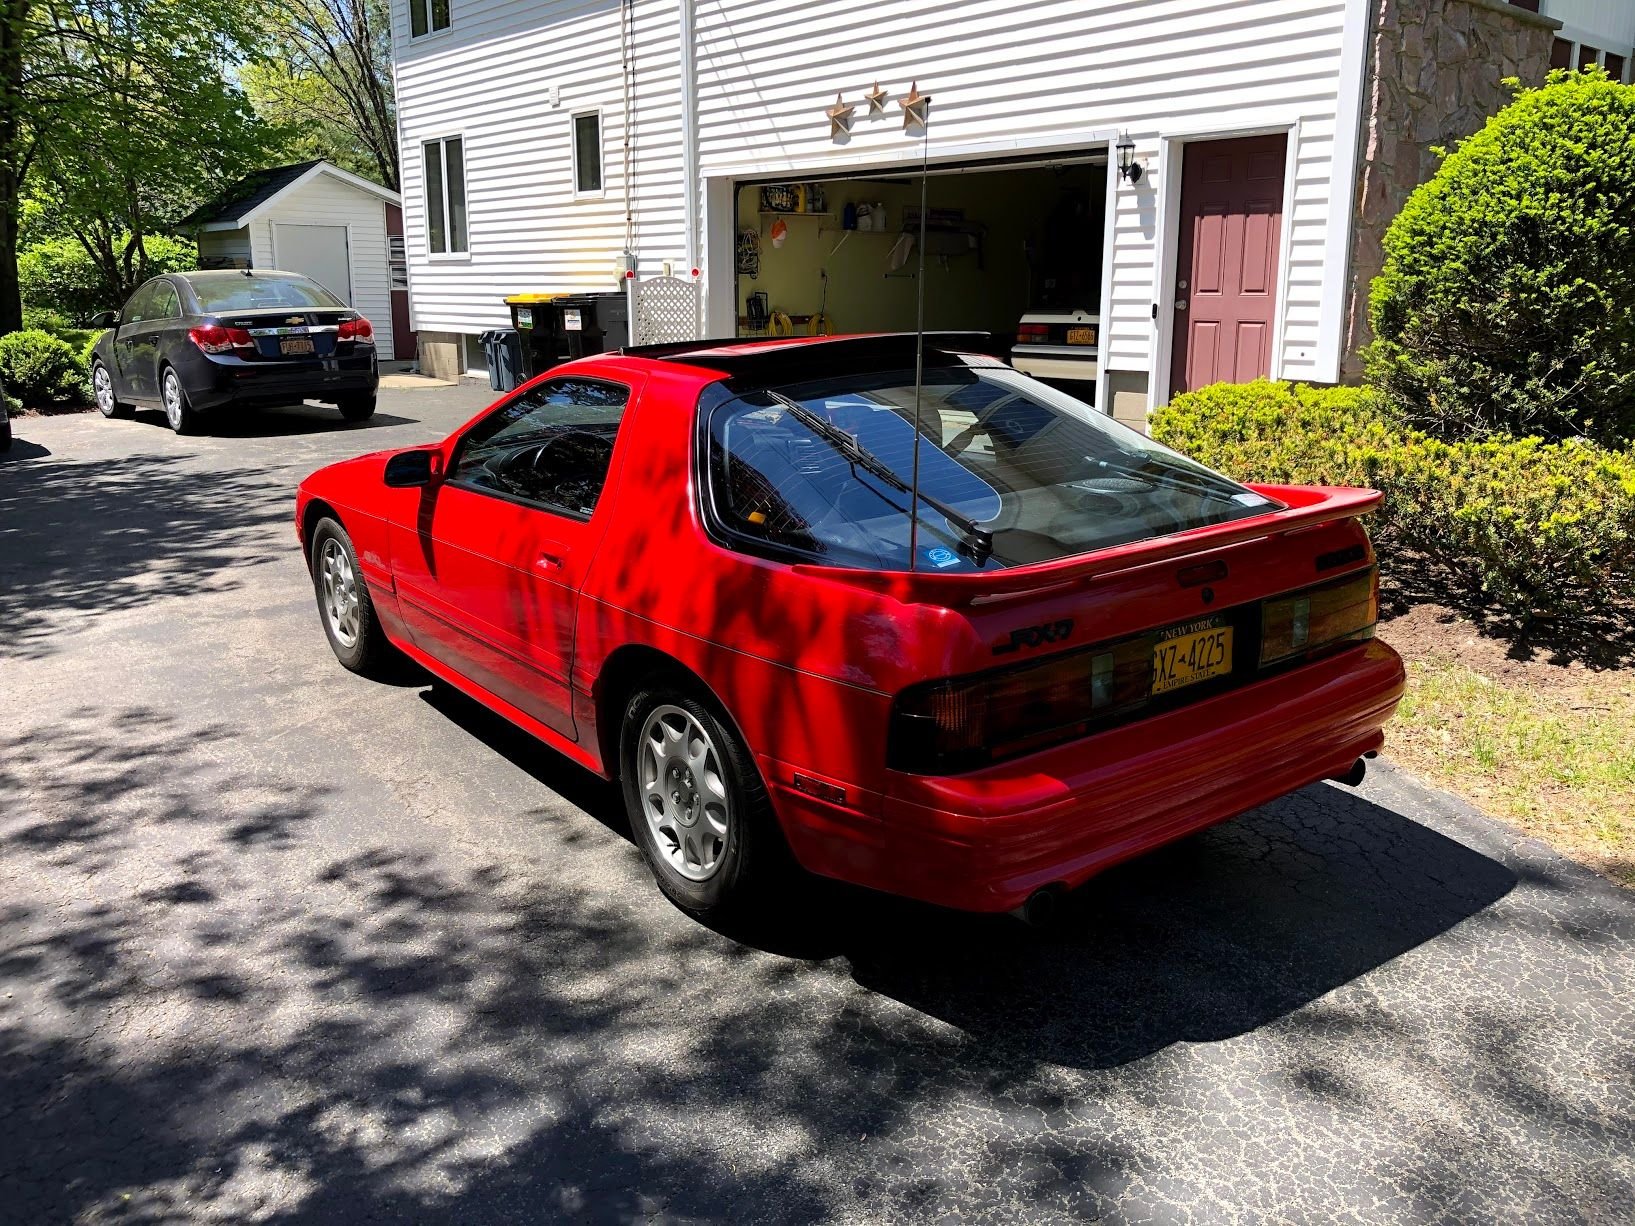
[2, 391, 1632, 1224]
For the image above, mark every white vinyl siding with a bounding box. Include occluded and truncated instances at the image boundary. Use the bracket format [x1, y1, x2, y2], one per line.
[248, 174, 395, 358]
[393, 0, 1364, 385]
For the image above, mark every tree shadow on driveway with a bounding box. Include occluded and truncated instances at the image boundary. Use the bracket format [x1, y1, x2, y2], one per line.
[0, 452, 293, 662]
[4, 698, 1631, 1222]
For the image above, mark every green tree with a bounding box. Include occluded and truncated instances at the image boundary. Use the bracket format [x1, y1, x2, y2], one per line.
[245, 0, 397, 190]
[0, 0, 272, 333]
[1366, 70, 1635, 446]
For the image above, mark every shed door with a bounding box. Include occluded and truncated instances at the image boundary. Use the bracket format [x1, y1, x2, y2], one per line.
[274, 223, 353, 305]
[1168, 134, 1286, 398]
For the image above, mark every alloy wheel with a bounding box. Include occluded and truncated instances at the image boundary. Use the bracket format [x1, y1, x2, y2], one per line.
[163, 372, 184, 431]
[320, 537, 361, 648]
[638, 705, 732, 881]
[93, 365, 115, 416]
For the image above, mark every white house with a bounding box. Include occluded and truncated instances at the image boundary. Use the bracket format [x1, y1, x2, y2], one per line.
[391, 0, 1563, 426]
[1537, 0, 1635, 76]
[182, 160, 414, 362]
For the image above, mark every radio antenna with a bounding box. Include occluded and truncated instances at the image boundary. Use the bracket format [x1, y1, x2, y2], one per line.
[906, 90, 931, 572]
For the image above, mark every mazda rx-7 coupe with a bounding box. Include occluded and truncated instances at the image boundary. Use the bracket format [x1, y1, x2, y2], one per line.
[295, 334, 1403, 920]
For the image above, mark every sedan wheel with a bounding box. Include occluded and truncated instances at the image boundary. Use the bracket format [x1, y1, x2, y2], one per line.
[638, 704, 733, 881]
[162, 368, 197, 434]
[93, 363, 119, 418]
[309, 517, 392, 676]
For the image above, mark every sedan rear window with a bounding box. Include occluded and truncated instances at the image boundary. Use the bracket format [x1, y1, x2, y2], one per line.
[705, 364, 1280, 571]
[188, 273, 345, 313]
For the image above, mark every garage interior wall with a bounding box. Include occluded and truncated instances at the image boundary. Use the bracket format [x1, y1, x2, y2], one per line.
[734, 164, 1106, 339]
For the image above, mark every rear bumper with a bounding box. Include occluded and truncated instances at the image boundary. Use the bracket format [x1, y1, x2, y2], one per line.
[184, 350, 377, 411]
[770, 639, 1405, 913]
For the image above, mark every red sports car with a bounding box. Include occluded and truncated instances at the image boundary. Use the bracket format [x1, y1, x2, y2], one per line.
[296, 335, 1403, 920]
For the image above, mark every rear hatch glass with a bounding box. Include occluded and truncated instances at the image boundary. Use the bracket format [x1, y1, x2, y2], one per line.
[705, 364, 1281, 571]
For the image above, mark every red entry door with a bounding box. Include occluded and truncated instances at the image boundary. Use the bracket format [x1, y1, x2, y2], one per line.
[1168, 134, 1286, 398]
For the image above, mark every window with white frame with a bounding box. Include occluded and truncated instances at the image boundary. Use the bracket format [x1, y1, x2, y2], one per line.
[572, 111, 603, 195]
[410, 0, 449, 38]
[423, 137, 468, 255]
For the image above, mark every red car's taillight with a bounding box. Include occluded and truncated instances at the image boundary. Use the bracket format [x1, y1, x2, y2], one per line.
[189, 324, 254, 354]
[1260, 567, 1378, 667]
[338, 317, 375, 344]
[891, 636, 1152, 774]
[889, 567, 1380, 776]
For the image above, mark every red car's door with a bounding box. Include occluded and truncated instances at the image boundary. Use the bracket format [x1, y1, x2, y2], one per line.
[390, 373, 639, 739]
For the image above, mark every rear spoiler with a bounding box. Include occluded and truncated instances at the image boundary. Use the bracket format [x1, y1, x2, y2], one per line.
[791, 485, 1383, 605]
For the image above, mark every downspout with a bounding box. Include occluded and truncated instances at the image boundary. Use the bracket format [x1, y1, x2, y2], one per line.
[680, 0, 701, 284]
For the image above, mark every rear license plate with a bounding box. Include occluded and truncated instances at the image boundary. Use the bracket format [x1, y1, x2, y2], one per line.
[1152, 619, 1233, 696]
[280, 337, 315, 356]
[1066, 326, 1097, 345]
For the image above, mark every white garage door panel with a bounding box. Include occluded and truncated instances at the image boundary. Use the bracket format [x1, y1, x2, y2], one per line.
[274, 223, 353, 304]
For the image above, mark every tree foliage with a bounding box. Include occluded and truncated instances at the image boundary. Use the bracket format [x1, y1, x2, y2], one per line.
[1366, 70, 1635, 447]
[244, 0, 398, 190]
[20, 232, 195, 320]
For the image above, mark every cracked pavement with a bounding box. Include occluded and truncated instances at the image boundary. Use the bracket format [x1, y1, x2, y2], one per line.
[2, 392, 1632, 1223]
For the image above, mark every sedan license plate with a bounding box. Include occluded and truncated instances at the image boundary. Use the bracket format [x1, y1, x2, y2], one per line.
[1152, 619, 1233, 696]
[1066, 326, 1097, 346]
[280, 337, 315, 356]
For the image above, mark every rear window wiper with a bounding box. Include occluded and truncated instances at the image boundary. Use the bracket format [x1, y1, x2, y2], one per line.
[766, 390, 995, 566]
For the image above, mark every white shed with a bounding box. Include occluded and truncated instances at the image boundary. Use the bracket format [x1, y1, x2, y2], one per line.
[181, 161, 410, 361]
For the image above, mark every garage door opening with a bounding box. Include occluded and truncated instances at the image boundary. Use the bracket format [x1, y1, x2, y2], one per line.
[732, 156, 1108, 399]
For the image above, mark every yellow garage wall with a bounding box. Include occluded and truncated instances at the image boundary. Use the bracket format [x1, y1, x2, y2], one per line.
[734, 164, 1104, 339]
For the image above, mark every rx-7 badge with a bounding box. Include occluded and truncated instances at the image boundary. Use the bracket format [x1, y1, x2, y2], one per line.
[993, 619, 1075, 655]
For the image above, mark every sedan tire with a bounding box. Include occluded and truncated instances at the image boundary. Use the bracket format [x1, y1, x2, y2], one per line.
[310, 517, 393, 676]
[620, 685, 787, 919]
[338, 393, 377, 423]
[161, 367, 201, 435]
[92, 361, 132, 419]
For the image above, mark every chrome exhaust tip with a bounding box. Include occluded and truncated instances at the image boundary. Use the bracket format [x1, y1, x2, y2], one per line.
[1012, 884, 1067, 928]
[1331, 757, 1368, 787]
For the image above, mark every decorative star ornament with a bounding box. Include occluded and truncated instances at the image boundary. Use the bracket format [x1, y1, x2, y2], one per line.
[865, 82, 889, 115]
[826, 92, 856, 139]
[901, 81, 930, 132]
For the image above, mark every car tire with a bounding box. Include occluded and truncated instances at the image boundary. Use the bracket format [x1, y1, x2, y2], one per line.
[161, 367, 201, 435]
[310, 517, 393, 676]
[91, 361, 132, 419]
[0, 416, 10, 452]
[619, 684, 788, 919]
[338, 393, 377, 423]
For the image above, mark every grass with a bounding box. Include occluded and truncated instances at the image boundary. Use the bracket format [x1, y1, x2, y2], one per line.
[1390, 657, 1635, 887]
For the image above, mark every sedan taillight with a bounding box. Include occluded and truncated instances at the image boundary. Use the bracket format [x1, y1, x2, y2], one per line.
[338, 317, 375, 344]
[1016, 323, 1050, 344]
[189, 324, 254, 354]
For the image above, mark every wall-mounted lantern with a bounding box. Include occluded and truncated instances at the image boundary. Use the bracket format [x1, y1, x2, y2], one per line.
[1117, 132, 1143, 184]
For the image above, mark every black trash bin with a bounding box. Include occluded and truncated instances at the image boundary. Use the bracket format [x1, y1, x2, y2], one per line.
[506, 293, 567, 381]
[554, 292, 630, 359]
[478, 328, 523, 392]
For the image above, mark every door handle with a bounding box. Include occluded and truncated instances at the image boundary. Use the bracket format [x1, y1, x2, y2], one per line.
[536, 551, 564, 571]
[1175, 299, 1188, 311]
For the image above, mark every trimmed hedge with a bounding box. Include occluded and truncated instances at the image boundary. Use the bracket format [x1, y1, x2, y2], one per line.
[0, 330, 91, 408]
[1152, 380, 1635, 628]
[1365, 71, 1635, 447]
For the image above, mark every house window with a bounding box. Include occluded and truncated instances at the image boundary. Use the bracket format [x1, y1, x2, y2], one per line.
[1508, 0, 1540, 11]
[1580, 45, 1604, 71]
[573, 111, 603, 196]
[388, 235, 408, 289]
[411, 0, 449, 38]
[423, 137, 468, 255]
[1607, 53, 1628, 83]
[1550, 38, 1573, 71]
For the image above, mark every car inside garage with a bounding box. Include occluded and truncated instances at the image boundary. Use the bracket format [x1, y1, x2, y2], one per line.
[732, 155, 1110, 398]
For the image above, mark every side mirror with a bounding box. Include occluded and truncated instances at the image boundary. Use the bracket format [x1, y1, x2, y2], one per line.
[89, 310, 120, 328]
[384, 448, 443, 488]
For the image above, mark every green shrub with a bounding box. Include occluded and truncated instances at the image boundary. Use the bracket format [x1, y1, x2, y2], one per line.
[0, 330, 91, 407]
[1365, 70, 1635, 447]
[22, 305, 74, 334]
[1153, 380, 1635, 627]
[17, 233, 197, 323]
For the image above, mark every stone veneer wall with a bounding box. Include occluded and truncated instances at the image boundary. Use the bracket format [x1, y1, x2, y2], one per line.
[1343, 0, 1559, 378]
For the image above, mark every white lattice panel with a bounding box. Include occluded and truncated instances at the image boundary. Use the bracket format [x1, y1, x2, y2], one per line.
[631, 277, 701, 346]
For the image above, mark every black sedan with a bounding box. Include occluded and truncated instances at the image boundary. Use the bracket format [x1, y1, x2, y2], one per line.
[89, 270, 379, 434]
